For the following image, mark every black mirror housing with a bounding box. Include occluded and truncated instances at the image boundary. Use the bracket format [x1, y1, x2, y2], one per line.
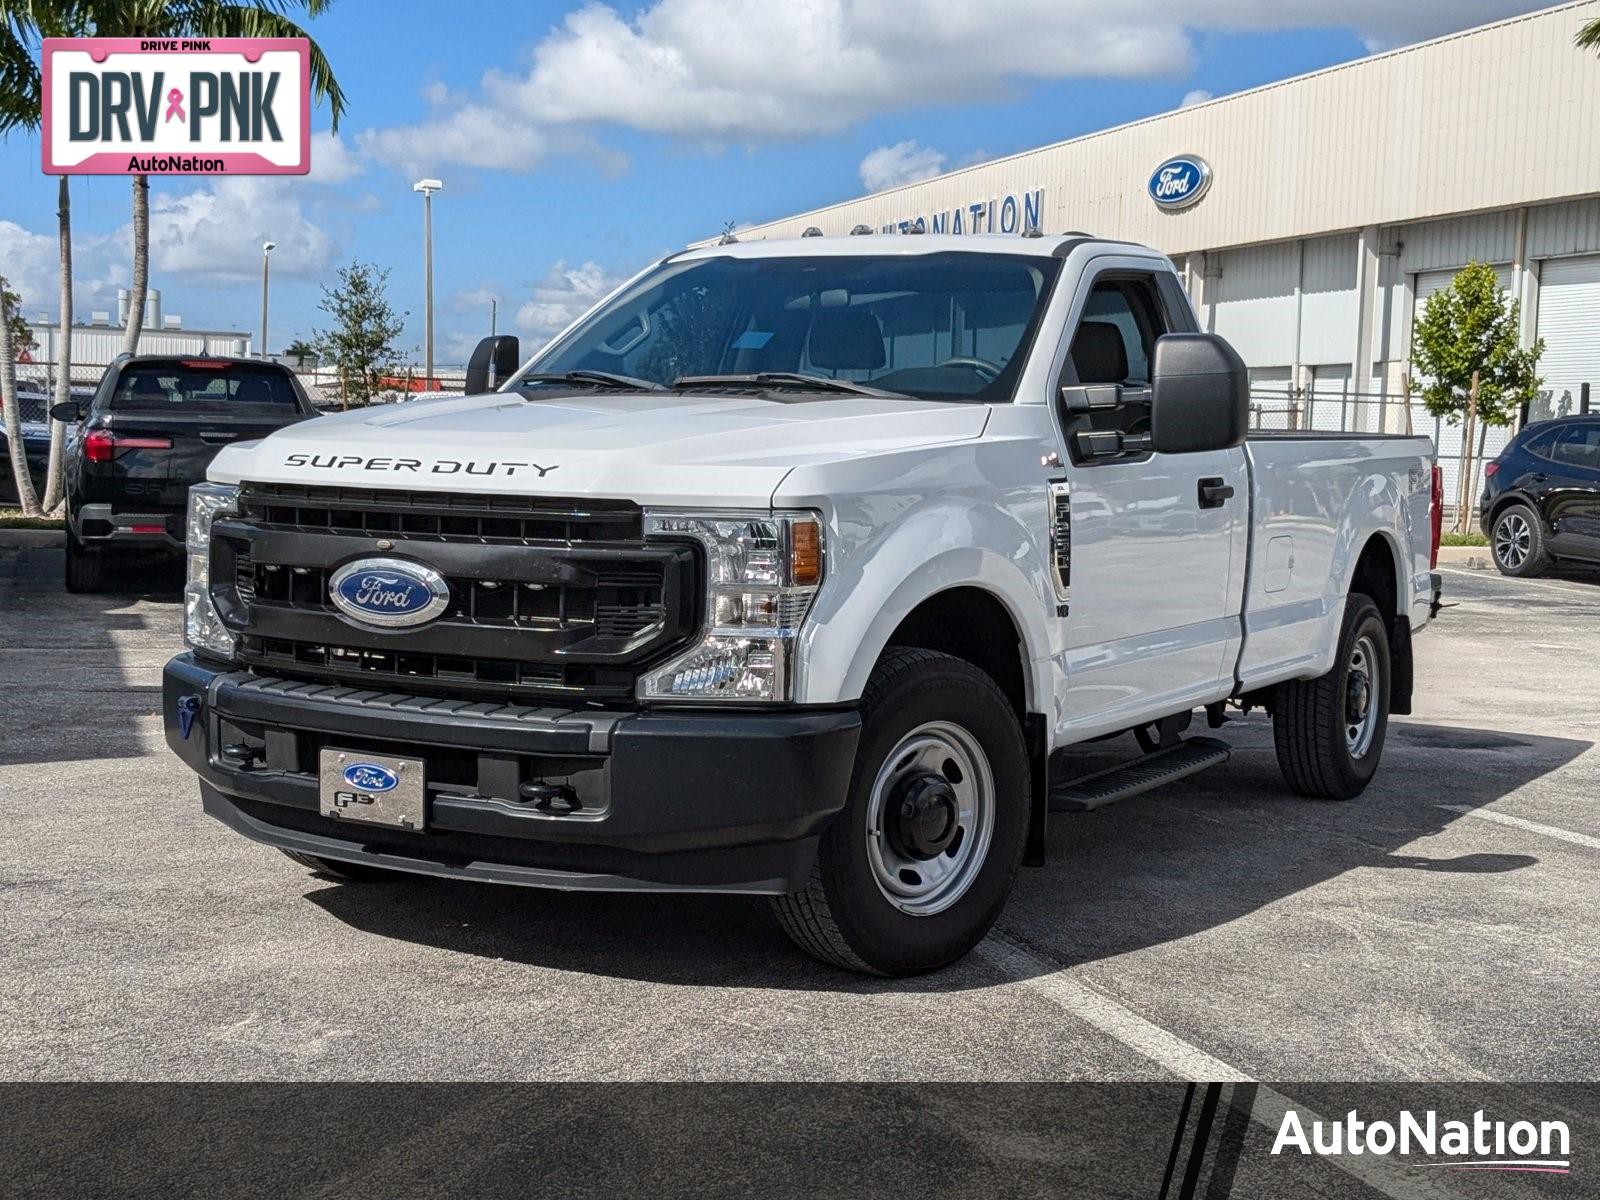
[49, 401, 82, 423]
[465, 335, 521, 395]
[1149, 333, 1248, 454]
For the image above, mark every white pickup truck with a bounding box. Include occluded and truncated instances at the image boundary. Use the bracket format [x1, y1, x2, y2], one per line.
[165, 234, 1443, 975]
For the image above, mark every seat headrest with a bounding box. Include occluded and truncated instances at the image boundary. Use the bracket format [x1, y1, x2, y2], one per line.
[1071, 320, 1129, 385]
[809, 308, 886, 371]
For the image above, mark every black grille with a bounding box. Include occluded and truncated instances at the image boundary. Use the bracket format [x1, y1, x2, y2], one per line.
[237, 482, 643, 543]
[216, 484, 699, 706]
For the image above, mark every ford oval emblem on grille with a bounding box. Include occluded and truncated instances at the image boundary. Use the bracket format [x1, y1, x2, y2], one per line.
[343, 762, 398, 792]
[329, 557, 451, 630]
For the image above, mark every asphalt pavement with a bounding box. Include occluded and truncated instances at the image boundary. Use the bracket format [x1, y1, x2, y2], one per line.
[2, 546, 1597, 1085]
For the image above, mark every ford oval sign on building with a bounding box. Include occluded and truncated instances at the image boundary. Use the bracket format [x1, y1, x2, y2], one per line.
[329, 558, 451, 630]
[1148, 156, 1212, 210]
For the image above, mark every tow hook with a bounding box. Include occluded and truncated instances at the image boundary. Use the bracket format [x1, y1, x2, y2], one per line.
[176, 694, 200, 740]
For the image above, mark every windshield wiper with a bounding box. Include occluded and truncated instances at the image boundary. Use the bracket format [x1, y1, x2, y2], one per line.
[670, 372, 909, 399]
[517, 370, 664, 393]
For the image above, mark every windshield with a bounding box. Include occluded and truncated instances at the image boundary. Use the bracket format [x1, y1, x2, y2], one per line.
[110, 362, 303, 415]
[525, 252, 1062, 403]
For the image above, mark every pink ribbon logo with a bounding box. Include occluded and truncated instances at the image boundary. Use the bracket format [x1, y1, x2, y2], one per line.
[164, 88, 185, 123]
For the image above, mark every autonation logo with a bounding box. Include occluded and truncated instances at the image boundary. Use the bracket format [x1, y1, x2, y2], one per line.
[1273, 1108, 1571, 1175]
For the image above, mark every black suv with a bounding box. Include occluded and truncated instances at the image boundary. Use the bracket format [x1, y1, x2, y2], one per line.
[56, 355, 316, 592]
[1479, 414, 1600, 576]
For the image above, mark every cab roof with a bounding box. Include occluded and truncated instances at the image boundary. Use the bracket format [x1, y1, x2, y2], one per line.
[672, 233, 1149, 262]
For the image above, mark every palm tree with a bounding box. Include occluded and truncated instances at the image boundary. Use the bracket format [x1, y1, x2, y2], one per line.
[1580, 17, 1600, 54]
[1, 4, 80, 515]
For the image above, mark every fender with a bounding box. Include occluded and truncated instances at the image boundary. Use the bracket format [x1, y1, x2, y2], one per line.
[792, 503, 1055, 709]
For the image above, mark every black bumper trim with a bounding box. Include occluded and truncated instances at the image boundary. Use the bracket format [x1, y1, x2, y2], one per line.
[165, 654, 860, 893]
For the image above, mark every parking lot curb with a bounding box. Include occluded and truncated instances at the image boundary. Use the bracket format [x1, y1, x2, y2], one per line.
[0, 528, 65, 550]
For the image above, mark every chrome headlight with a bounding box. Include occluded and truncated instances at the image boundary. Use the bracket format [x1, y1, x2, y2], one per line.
[184, 482, 240, 660]
[639, 511, 824, 702]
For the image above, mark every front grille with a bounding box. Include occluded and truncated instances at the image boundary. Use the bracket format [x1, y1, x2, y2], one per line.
[215, 484, 700, 705]
[237, 482, 642, 543]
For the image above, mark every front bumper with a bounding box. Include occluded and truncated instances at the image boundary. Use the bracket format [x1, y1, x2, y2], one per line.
[163, 654, 860, 894]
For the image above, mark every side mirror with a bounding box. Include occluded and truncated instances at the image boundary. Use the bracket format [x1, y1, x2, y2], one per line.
[464, 335, 521, 395]
[1149, 333, 1248, 454]
[49, 401, 83, 423]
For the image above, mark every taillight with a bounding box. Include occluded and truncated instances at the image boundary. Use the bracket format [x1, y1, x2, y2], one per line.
[83, 430, 172, 462]
[1484, 461, 1500, 478]
[1430, 464, 1444, 570]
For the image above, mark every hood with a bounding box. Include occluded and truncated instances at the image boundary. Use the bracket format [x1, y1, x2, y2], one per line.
[208, 390, 990, 507]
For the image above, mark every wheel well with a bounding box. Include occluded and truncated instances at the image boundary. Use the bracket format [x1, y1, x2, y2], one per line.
[1486, 491, 1533, 528]
[1350, 535, 1398, 624]
[884, 587, 1027, 716]
[1350, 533, 1412, 715]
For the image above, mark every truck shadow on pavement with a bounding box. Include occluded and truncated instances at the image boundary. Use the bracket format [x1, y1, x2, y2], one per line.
[304, 716, 1590, 992]
[0, 546, 183, 766]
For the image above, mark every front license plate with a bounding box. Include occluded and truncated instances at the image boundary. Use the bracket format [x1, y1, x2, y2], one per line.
[319, 749, 426, 831]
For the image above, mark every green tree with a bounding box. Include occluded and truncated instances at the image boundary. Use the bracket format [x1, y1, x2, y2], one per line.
[1, 276, 39, 512]
[283, 338, 318, 367]
[1411, 260, 1543, 528]
[314, 262, 407, 407]
[1, 277, 38, 358]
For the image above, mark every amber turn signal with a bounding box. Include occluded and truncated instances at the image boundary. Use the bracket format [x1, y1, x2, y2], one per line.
[790, 518, 823, 586]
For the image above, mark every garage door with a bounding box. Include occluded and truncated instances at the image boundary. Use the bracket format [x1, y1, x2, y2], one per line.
[1535, 254, 1600, 421]
[1414, 264, 1514, 310]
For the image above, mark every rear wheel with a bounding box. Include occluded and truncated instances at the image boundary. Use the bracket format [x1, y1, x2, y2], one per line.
[1491, 503, 1548, 577]
[279, 848, 413, 882]
[63, 534, 107, 594]
[770, 648, 1029, 975]
[1272, 594, 1390, 800]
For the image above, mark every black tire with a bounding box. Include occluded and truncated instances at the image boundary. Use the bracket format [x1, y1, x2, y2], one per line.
[1491, 502, 1549, 577]
[278, 848, 412, 882]
[1272, 594, 1391, 800]
[770, 647, 1030, 975]
[64, 533, 107, 594]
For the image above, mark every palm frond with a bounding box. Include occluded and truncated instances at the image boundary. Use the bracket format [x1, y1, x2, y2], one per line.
[1579, 18, 1600, 51]
[203, 3, 346, 130]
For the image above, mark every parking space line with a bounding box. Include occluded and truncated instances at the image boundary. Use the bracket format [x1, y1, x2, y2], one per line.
[978, 934, 1448, 1199]
[1436, 567, 1600, 599]
[978, 934, 1251, 1082]
[1435, 804, 1600, 851]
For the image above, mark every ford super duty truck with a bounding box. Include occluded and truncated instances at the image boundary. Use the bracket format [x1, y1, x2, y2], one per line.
[164, 233, 1444, 975]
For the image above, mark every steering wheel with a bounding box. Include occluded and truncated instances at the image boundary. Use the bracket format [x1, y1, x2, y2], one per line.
[936, 356, 1002, 382]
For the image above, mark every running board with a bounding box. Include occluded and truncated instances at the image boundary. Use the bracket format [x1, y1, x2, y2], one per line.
[1049, 737, 1231, 812]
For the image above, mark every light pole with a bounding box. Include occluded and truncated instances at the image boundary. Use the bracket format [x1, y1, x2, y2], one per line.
[413, 178, 443, 384]
[259, 241, 275, 359]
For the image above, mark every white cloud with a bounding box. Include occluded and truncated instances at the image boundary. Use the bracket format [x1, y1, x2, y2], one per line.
[0, 220, 126, 319]
[1179, 88, 1214, 108]
[149, 177, 338, 285]
[351, 0, 1545, 173]
[859, 140, 946, 193]
[515, 260, 629, 343]
[307, 130, 365, 185]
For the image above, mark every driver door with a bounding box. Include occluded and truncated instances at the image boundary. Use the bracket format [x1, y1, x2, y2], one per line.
[1051, 264, 1249, 740]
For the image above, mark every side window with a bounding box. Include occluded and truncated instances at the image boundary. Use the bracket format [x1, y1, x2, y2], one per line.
[1551, 424, 1600, 470]
[1522, 425, 1560, 461]
[1069, 277, 1166, 388]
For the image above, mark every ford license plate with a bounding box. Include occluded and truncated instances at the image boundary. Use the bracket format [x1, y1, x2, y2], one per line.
[319, 749, 426, 830]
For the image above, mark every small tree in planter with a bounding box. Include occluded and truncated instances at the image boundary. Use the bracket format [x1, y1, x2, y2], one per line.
[1410, 261, 1543, 529]
[314, 262, 407, 408]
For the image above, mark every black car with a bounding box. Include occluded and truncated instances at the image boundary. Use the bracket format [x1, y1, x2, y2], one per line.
[57, 355, 316, 592]
[1479, 414, 1600, 576]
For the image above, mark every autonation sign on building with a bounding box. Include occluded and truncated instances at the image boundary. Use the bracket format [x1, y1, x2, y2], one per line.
[41, 37, 310, 175]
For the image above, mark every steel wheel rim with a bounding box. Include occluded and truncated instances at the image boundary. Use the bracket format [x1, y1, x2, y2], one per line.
[1495, 512, 1530, 570]
[864, 721, 995, 917]
[1344, 633, 1381, 759]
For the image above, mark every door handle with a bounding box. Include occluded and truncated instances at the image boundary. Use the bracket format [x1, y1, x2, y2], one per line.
[1198, 477, 1234, 509]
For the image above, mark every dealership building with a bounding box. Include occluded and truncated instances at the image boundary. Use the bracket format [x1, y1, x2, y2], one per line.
[728, 1, 1600, 476]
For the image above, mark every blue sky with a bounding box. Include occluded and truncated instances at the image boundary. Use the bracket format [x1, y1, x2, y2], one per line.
[0, 0, 1550, 366]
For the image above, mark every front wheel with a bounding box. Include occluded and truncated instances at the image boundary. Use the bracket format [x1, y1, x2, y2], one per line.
[1272, 594, 1391, 800]
[770, 648, 1029, 975]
